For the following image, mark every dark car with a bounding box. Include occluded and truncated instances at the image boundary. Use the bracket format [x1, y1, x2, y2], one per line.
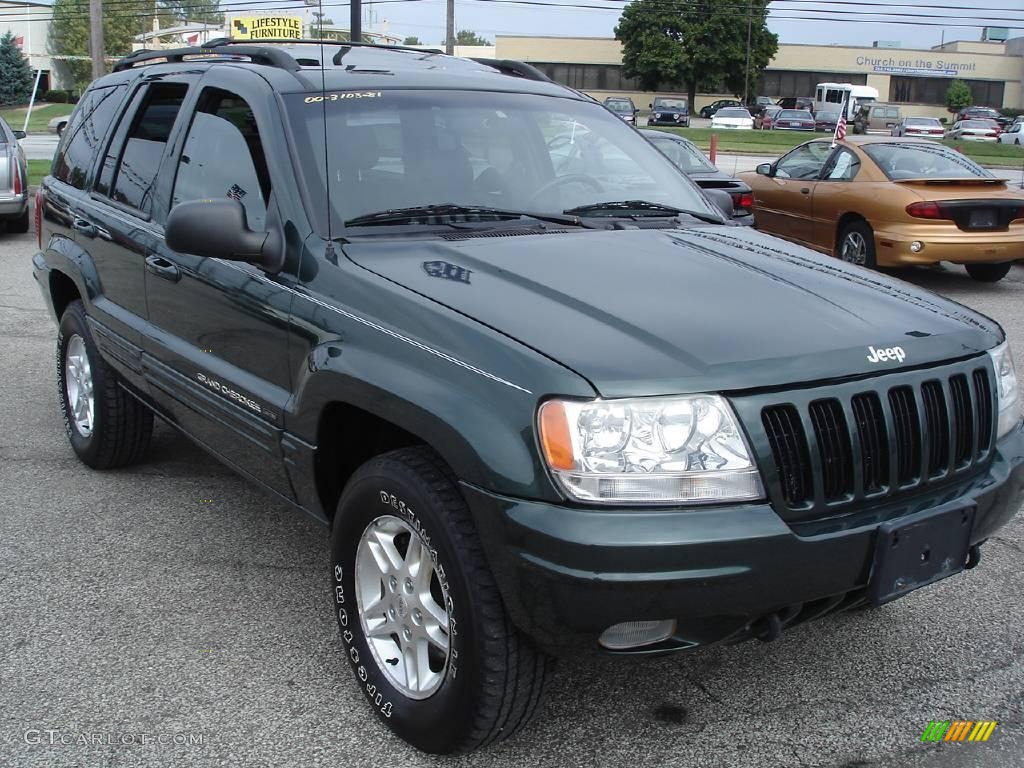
[641, 129, 753, 221]
[776, 96, 814, 111]
[0, 116, 29, 233]
[773, 108, 816, 131]
[699, 98, 741, 118]
[814, 110, 841, 132]
[33, 39, 1024, 755]
[646, 96, 690, 126]
[744, 96, 775, 117]
[603, 96, 638, 125]
[959, 106, 1011, 128]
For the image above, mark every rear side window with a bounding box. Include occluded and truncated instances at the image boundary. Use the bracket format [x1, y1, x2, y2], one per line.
[171, 89, 272, 230]
[52, 85, 126, 190]
[104, 83, 188, 212]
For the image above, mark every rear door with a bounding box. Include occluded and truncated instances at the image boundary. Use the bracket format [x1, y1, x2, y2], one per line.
[142, 70, 297, 498]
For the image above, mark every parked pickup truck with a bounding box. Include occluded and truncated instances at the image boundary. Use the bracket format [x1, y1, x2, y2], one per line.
[32, 39, 1024, 754]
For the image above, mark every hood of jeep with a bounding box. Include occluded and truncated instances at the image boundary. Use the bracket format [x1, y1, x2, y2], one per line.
[342, 226, 1001, 398]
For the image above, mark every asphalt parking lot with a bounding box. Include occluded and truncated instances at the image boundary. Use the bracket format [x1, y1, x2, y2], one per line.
[1, 229, 1023, 768]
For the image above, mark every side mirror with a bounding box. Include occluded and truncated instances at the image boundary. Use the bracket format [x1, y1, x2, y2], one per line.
[703, 188, 734, 219]
[648, 103, 653, 109]
[13, 130, 26, 140]
[165, 199, 284, 273]
[756, 163, 773, 177]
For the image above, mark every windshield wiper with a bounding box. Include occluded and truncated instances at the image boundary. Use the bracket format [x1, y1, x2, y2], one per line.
[344, 204, 585, 228]
[563, 200, 722, 224]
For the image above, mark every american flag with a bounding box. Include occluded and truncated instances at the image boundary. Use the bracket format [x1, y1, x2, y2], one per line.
[832, 94, 849, 146]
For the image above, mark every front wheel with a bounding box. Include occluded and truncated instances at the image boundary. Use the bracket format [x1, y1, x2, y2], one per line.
[330, 447, 552, 754]
[965, 263, 1012, 282]
[837, 220, 877, 268]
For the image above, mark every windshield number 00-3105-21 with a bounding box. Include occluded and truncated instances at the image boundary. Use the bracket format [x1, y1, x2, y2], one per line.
[305, 92, 383, 104]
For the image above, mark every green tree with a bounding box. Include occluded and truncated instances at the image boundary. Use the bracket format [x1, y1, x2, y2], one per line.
[162, 0, 223, 25]
[0, 32, 34, 106]
[453, 30, 491, 46]
[615, 0, 778, 107]
[310, 12, 335, 38]
[402, 36, 422, 45]
[945, 79, 972, 114]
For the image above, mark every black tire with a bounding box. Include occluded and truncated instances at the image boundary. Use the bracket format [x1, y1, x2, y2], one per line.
[57, 300, 152, 468]
[57, 123, 65, 137]
[837, 219, 877, 269]
[330, 447, 551, 754]
[965, 263, 1012, 282]
[7, 208, 30, 234]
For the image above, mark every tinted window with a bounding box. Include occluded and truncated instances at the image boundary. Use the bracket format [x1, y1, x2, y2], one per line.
[775, 143, 833, 179]
[864, 143, 992, 180]
[107, 83, 188, 212]
[52, 85, 126, 190]
[172, 89, 271, 230]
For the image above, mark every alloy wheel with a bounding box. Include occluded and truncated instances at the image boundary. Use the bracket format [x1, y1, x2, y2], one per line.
[355, 515, 451, 699]
[841, 231, 867, 266]
[64, 334, 95, 437]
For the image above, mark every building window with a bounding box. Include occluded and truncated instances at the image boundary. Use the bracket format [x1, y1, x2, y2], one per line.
[758, 71, 867, 98]
[530, 62, 674, 92]
[889, 77, 1005, 107]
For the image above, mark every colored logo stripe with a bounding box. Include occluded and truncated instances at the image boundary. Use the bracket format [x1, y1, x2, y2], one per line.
[921, 721, 997, 742]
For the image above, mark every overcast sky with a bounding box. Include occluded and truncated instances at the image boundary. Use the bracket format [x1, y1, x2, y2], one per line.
[332, 0, 1024, 50]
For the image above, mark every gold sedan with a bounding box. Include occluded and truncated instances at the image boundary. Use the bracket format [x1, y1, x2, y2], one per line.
[740, 136, 1024, 282]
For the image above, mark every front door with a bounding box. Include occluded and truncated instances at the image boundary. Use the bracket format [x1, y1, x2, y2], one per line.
[753, 142, 833, 246]
[142, 75, 297, 499]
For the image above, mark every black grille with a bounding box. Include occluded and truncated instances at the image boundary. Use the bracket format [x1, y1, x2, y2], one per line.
[762, 405, 811, 506]
[758, 363, 994, 517]
[808, 399, 853, 500]
[888, 386, 921, 485]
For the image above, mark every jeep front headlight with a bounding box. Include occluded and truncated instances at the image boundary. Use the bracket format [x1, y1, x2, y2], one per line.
[989, 341, 1022, 439]
[538, 395, 763, 504]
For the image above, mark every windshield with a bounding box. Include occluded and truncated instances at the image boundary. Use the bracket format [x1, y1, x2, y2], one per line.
[605, 100, 633, 113]
[653, 99, 687, 110]
[647, 135, 717, 173]
[287, 90, 715, 233]
[864, 143, 993, 180]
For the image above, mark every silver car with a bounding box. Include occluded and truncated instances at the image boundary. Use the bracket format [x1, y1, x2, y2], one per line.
[0, 117, 29, 233]
[47, 114, 72, 136]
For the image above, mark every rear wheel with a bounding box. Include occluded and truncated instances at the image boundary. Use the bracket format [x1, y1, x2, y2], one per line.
[837, 220, 877, 268]
[7, 208, 30, 234]
[57, 300, 153, 468]
[965, 263, 1012, 283]
[330, 447, 552, 753]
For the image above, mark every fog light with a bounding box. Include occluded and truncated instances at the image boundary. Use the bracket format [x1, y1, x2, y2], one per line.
[598, 620, 676, 650]
[910, 241, 924, 253]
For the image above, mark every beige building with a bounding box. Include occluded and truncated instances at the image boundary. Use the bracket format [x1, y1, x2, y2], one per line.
[495, 35, 1024, 119]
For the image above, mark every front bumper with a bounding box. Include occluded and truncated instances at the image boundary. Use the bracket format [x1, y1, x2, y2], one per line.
[463, 428, 1024, 657]
[647, 117, 689, 127]
[875, 223, 1024, 266]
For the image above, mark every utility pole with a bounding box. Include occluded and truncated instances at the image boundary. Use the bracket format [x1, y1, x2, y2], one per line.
[89, 0, 105, 80]
[445, 0, 454, 55]
[350, 0, 361, 42]
[743, 1, 752, 103]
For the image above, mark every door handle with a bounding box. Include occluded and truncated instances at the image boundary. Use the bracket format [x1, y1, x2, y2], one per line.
[145, 254, 181, 283]
[71, 218, 96, 237]
[800, 187, 811, 195]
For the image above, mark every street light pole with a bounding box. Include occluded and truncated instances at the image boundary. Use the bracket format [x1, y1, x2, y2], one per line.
[350, 0, 362, 42]
[743, 1, 752, 103]
[89, 0, 104, 80]
[446, 0, 455, 55]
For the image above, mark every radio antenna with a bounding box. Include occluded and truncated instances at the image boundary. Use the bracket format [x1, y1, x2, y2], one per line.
[318, 0, 332, 245]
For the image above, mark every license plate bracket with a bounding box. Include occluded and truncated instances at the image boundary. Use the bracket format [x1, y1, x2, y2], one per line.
[968, 208, 997, 228]
[866, 504, 975, 605]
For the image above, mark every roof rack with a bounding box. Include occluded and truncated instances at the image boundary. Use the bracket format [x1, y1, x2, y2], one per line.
[113, 37, 444, 74]
[470, 58, 553, 83]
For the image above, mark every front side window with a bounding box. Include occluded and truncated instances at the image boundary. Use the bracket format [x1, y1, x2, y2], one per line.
[106, 83, 189, 212]
[775, 142, 833, 180]
[171, 89, 271, 230]
[52, 85, 126, 190]
[288, 90, 714, 233]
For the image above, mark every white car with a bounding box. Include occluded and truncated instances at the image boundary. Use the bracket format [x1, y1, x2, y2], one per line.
[998, 121, 1024, 145]
[711, 107, 753, 130]
[47, 115, 72, 136]
[891, 117, 944, 138]
[946, 119, 999, 142]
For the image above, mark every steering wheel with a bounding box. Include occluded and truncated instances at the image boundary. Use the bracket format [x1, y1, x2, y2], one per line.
[529, 174, 604, 206]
